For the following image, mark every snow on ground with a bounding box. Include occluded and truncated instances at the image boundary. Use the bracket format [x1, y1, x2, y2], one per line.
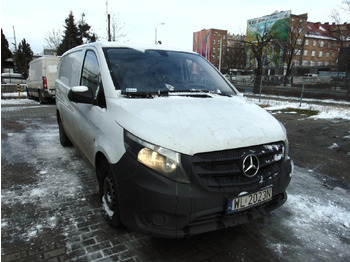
[247, 96, 350, 120]
[1, 98, 37, 106]
[1, 117, 91, 241]
[263, 166, 350, 260]
[1, 91, 28, 98]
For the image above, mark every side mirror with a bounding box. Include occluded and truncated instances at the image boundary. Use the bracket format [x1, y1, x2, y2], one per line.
[68, 86, 94, 104]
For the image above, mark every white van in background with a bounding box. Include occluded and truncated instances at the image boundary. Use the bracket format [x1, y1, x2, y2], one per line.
[27, 56, 60, 103]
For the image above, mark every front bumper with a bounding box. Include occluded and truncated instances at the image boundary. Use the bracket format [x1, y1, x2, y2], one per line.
[110, 152, 293, 238]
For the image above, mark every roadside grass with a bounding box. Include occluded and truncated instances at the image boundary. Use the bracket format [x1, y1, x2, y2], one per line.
[268, 107, 319, 117]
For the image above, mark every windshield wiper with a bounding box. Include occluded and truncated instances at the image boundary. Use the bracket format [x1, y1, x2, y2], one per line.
[122, 91, 155, 98]
[121, 89, 233, 98]
[168, 89, 233, 97]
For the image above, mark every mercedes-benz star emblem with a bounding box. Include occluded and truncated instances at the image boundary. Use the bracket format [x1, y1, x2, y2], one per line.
[242, 154, 259, 178]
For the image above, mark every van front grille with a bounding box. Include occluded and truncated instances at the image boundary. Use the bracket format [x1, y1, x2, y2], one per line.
[190, 142, 285, 189]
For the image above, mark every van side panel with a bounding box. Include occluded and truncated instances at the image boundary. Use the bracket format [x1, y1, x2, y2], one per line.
[56, 50, 84, 146]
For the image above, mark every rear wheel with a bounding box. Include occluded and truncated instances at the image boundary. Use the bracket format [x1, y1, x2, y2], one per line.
[26, 87, 33, 99]
[98, 159, 121, 227]
[38, 90, 46, 104]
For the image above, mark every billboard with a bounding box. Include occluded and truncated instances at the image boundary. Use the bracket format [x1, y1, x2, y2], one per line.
[246, 11, 291, 68]
[247, 10, 291, 42]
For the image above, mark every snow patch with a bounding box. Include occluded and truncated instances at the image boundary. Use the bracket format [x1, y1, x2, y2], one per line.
[248, 96, 350, 120]
[328, 143, 340, 150]
[1, 98, 37, 105]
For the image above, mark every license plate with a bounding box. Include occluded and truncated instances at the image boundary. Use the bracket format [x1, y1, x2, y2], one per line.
[227, 187, 272, 214]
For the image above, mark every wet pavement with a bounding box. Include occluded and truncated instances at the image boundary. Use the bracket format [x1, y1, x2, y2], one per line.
[1, 100, 350, 262]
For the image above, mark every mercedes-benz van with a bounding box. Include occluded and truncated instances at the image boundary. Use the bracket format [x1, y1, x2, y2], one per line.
[56, 42, 293, 238]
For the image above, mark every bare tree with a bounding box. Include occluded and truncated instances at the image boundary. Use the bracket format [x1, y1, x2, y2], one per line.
[111, 14, 127, 42]
[330, 0, 350, 94]
[246, 22, 276, 93]
[279, 14, 308, 86]
[44, 29, 62, 51]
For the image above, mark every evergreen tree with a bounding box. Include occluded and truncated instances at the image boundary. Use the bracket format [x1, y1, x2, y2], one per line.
[57, 11, 82, 55]
[78, 13, 97, 43]
[57, 12, 97, 55]
[13, 39, 33, 78]
[1, 29, 13, 72]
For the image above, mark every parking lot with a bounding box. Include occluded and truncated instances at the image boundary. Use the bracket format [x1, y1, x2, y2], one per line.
[1, 99, 350, 262]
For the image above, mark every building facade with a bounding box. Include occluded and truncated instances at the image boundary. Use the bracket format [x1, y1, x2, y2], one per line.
[296, 22, 350, 68]
[193, 29, 228, 71]
[193, 12, 350, 74]
[193, 29, 246, 72]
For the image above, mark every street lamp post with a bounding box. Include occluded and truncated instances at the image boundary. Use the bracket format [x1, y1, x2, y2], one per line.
[155, 23, 165, 45]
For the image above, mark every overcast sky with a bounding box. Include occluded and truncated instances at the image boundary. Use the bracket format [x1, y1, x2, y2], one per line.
[1, 0, 348, 54]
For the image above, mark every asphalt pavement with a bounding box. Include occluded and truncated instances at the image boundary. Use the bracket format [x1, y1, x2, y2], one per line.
[1, 99, 350, 262]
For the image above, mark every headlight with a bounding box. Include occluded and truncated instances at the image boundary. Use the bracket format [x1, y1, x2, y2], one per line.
[278, 121, 289, 161]
[124, 131, 190, 183]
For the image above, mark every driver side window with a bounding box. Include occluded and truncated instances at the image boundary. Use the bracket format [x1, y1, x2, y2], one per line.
[81, 50, 106, 108]
[81, 50, 100, 96]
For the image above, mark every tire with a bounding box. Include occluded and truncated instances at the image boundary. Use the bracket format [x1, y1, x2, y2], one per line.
[38, 90, 45, 104]
[26, 87, 33, 99]
[58, 115, 72, 147]
[97, 159, 121, 228]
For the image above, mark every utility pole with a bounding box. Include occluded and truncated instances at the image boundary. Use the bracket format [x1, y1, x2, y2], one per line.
[219, 36, 222, 72]
[12, 26, 17, 52]
[106, 0, 111, 41]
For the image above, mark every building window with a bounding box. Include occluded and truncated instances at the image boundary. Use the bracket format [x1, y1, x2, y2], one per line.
[326, 52, 330, 57]
[305, 39, 309, 45]
[296, 50, 301, 55]
[297, 38, 302, 45]
[311, 51, 316, 56]
[310, 61, 315, 66]
[325, 61, 330, 66]
[317, 61, 323, 66]
[320, 41, 324, 47]
[304, 50, 308, 56]
[302, 61, 308, 66]
[213, 39, 216, 44]
[313, 40, 317, 46]
[318, 51, 323, 57]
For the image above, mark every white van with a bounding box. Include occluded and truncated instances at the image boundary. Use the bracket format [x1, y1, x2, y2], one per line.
[27, 56, 60, 103]
[56, 42, 293, 238]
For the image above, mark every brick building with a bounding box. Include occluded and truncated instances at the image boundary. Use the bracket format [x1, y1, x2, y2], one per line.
[193, 29, 228, 71]
[193, 29, 246, 72]
[193, 13, 350, 74]
[297, 22, 350, 68]
[227, 34, 247, 70]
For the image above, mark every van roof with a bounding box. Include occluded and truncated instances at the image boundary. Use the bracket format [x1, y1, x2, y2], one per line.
[62, 41, 195, 56]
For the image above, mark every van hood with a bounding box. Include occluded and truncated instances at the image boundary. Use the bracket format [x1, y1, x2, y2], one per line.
[114, 95, 286, 155]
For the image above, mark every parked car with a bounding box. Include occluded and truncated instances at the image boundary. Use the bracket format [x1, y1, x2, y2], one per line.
[56, 42, 293, 238]
[27, 56, 60, 103]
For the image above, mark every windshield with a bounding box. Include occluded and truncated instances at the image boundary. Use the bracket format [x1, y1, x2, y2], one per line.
[103, 48, 236, 96]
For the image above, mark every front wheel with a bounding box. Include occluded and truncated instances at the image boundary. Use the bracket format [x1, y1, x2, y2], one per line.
[98, 160, 121, 227]
[58, 115, 72, 147]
